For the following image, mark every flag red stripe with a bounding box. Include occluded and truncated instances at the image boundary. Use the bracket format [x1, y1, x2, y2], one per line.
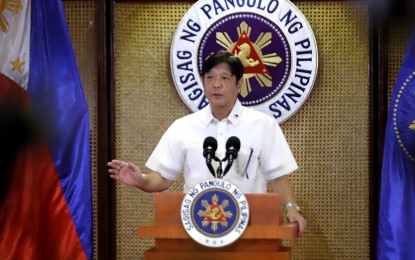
[0, 74, 87, 259]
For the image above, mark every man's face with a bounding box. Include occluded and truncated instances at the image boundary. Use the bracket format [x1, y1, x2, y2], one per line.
[202, 62, 242, 112]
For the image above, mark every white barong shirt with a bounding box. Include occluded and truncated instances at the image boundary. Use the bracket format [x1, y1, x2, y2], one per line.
[145, 100, 298, 193]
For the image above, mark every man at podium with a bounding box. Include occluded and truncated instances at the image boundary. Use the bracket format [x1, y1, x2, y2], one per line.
[108, 51, 306, 236]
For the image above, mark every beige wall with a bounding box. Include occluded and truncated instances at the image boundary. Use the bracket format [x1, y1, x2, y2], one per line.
[63, 1, 395, 259]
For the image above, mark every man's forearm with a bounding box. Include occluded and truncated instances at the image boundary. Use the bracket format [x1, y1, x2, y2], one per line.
[139, 171, 173, 192]
[269, 175, 297, 206]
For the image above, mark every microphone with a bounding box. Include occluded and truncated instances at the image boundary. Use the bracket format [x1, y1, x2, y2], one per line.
[203, 137, 218, 176]
[223, 136, 241, 176]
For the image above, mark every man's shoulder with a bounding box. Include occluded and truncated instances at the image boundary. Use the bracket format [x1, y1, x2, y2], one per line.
[242, 106, 276, 123]
[173, 109, 204, 124]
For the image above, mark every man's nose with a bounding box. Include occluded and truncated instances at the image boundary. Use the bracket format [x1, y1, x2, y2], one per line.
[213, 77, 222, 88]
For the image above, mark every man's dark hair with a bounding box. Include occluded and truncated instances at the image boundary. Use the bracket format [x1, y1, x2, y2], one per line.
[202, 51, 244, 81]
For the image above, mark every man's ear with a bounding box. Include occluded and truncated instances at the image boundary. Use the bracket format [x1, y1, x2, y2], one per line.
[237, 78, 243, 90]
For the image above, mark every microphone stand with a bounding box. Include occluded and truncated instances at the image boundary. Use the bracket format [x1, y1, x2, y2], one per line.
[213, 157, 230, 179]
[211, 156, 223, 178]
[206, 156, 225, 179]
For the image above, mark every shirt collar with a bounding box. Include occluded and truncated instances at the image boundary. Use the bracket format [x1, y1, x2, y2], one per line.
[227, 99, 243, 126]
[200, 100, 243, 127]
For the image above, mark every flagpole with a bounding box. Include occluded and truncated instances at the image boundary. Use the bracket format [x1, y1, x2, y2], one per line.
[369, 0, 388, 259]
[97, 0, 117, 259]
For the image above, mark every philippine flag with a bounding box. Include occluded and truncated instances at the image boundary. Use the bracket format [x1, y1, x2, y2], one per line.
[0, 0, 93, 259]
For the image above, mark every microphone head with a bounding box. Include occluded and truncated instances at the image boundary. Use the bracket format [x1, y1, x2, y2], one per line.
[225, 136, 241, 160]
[203, 136, 218, 151]
[226, 136, 241, 151]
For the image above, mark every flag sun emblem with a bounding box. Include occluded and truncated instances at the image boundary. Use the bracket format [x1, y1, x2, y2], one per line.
[0, 0, 23, 32]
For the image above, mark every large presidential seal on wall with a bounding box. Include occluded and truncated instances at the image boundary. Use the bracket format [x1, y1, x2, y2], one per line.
[171, 0, 318, 123]
[181, 179, 249, 247]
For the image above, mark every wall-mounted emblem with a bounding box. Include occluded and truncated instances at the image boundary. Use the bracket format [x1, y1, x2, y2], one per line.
[171, 0, 318, 123]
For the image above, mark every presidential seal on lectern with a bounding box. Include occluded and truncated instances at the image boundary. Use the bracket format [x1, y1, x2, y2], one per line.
[180, 136, 249, 247]
[181, 178, 249, 247]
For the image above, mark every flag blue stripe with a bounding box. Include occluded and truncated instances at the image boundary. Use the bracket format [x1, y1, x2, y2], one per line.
[27, 0, 93, 259]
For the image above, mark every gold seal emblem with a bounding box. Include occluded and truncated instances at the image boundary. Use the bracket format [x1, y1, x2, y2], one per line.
[198, 194, 233, 231]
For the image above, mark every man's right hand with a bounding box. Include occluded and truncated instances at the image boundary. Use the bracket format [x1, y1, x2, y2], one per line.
[107, 159, 143, 187]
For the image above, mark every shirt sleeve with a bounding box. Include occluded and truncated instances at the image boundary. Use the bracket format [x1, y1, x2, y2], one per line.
[260, 119, 298, 180]
[145, 120, 185, 181]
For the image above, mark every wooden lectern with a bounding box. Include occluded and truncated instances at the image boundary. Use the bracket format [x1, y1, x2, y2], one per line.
[138, 192, 297, 260]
